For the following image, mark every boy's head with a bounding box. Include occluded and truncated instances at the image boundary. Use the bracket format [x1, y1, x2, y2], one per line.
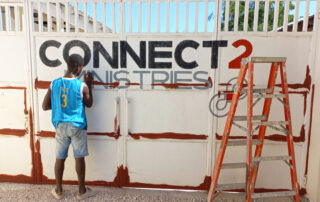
[67, 54, 84, 76]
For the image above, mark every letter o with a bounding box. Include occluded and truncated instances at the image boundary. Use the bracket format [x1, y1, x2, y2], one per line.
[63, 40, 91, 66]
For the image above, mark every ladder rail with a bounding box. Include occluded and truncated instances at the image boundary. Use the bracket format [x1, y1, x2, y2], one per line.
[279, 62, 300, 201]
[246, 62, 254, 201]
[208, 63, 249, 202]
[249, 62, 279, 193]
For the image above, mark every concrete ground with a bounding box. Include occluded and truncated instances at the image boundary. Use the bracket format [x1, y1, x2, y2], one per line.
[0, 183, 308, 202]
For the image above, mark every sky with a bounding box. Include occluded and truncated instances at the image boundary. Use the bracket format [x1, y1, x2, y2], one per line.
[74, 1, 317, 33]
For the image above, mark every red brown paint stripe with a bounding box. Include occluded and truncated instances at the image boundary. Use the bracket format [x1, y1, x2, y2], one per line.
[0, 174, 34, 183]
[92, 80, 119, 88]
[125, 83, 140, 86]
[305, 84, 315, 176]
[129, 132, 208, 140]
[152, 77, 212, 89]
[35, 78, 120, 89]
[0, 128, 27, 137]
[0, 86, 26, 90]
[34, 78, 51, 89]
[215, 125, 305, 143]
[40, 165, 210, 190]
[36, 130, 120, 139]
[28, 109, 37, 183]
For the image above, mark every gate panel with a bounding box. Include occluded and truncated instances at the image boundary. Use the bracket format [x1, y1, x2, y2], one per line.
[0, 1, 34, 183]
[125, 90, 210, 187]
[126, 141, 207, 186]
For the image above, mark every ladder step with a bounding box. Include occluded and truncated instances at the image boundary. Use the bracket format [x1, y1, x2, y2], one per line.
[221, 162, 247, 169]
[227, 139, 261, 146]
[252, 121, 288, 126]
[234, 115, 266, 121]
[241, 88, 272, 93]
[251, 191, 296, 199]
[253, 94, 286, 98]
[216, 183, 246, 191]
[253, 156, 292, 162]
[251, 57, 287, 63]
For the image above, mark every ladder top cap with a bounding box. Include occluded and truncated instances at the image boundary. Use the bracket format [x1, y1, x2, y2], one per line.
[242, 57, 287, 65]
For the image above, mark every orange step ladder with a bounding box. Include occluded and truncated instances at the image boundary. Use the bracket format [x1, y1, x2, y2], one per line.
[208, 57, 300, 202]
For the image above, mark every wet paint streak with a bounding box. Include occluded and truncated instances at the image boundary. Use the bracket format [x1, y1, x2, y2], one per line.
[114, 165, 130, 187]
[35, 78, 120, 89]
[24, 89, 27, 114]
[128, 132, 208, 140]
[88, 132, 120, 139]
[0, 174, 34, 183]
[208, 77, 213, 87]
[216, 125, 305, 143]
[152, 77, 211, 89]
[0, 86, 26, 90]
[35, 140, 43, 183]
[34, 78, 51, 89]
[304, 84, 315, 176]
[125, 83, 140, 86]
[36, 131, 55, 138]
[36, 130, 120, 139]
[114, 165, 211, 190]
[40, 177, 118, 187]
[0, 128, 27, 137]
[113, 115, 121, 139]
[219, 83, 232, 86]
[92, 80, 120, 88]
[29, 109, 37, 183]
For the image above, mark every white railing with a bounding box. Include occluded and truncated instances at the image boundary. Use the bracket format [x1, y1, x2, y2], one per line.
[0, 2, 24, 32]
[0, 0, 318, 34]
[220, 0, 318, 33]
[29, 1, 119, 33]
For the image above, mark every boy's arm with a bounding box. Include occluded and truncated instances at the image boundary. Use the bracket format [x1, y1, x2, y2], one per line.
[83, 72, 93, 108]
[42, 87, 52, 110]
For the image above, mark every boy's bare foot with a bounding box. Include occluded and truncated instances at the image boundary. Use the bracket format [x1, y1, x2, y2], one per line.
[51, 188, 63, 200]
[76, 187, 97, 200]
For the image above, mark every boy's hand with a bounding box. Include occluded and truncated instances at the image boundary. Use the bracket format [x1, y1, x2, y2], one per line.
[85, 72, 93, 86]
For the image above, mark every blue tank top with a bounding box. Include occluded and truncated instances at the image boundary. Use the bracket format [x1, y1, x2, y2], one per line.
[51, 77, 87, 129]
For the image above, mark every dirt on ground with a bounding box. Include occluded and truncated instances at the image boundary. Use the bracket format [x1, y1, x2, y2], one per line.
[0, 183, 309, 202]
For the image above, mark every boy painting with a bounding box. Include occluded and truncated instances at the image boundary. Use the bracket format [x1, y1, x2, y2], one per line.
[42, 54, 96, 200]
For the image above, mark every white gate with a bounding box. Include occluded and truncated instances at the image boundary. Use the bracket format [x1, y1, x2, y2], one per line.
[0, 0, 318, 193]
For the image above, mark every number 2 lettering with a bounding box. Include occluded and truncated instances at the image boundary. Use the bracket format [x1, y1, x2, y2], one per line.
[229, 39, 253, 69]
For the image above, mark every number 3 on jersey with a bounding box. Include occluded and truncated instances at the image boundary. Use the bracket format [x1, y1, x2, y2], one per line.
[61, 94, 67, 108]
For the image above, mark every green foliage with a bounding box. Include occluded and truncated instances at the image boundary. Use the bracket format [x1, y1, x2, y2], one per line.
[221, 1, 295, 31]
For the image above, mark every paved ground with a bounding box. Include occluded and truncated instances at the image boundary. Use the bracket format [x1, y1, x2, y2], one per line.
[0, 183, 308, 202]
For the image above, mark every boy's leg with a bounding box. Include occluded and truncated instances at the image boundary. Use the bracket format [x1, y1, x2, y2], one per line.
[69, 124, 89, 194]
[55, 158, 66, 193]
[54, 123, 71, 194]
[75, 157, 86, 194]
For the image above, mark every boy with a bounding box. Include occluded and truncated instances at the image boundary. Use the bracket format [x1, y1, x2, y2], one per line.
[42, 54, 96, 200]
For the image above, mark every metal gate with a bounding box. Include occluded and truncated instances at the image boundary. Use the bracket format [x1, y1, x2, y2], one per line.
[0, 0, 318, 192]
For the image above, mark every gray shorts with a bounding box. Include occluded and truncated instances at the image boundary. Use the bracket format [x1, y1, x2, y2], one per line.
[55, 123, 89, 159]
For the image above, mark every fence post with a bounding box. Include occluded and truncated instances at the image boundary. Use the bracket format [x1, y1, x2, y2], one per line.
[306, 1, 320, 201]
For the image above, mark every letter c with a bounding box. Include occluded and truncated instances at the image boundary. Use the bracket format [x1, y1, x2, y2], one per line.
[39, 40, 62, 67]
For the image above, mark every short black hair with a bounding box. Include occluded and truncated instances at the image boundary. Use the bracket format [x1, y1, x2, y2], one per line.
[67, 54, 84, 69]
